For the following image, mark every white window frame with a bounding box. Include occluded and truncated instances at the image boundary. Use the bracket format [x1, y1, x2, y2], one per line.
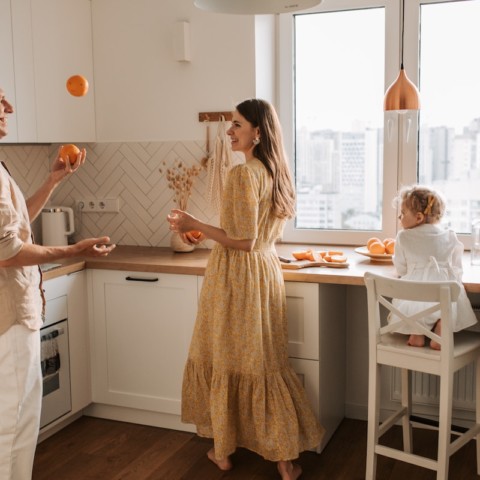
[277, 0, 422, 246]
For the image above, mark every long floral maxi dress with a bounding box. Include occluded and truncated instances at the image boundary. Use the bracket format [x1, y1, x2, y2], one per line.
[181, 158, 324, 461]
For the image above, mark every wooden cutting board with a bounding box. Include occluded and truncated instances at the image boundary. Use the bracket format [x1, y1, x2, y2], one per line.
[281, 259, 349, 269]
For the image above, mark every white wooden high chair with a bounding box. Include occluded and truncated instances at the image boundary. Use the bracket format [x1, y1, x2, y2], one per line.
[364, 272, 480, 480]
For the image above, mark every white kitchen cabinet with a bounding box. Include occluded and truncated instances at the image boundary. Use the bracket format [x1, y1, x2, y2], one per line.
[286, 282, 347, 452]
[88, 270, 197, 427]
[0, 0, 95, 143]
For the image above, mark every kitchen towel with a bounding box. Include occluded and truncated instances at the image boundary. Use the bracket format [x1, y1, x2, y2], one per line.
[206, 115, 232, 213]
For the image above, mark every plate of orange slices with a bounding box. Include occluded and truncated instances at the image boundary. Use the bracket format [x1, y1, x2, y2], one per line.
[355, 237, 395, 262]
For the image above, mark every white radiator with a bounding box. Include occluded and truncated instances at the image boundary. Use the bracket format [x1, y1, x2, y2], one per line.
[391, 307, 480, 411]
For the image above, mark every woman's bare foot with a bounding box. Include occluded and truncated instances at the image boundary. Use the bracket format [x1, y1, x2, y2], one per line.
[277, 461, 302, 480]
[407, 334, 425, 347]
[207, 448, 232, 471]
[430, 319, 442, 350]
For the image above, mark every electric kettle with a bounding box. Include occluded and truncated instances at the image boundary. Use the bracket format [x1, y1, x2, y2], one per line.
[41, 206, 75, 246]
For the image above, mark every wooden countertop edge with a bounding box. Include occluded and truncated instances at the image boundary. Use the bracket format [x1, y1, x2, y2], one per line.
[40, 245, 480, 293]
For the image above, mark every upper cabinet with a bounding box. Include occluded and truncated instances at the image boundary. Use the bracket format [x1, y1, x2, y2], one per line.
[0, 0, 95, 143]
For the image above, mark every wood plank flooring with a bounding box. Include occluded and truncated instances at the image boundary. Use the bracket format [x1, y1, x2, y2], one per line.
[32, 417, 478, 480]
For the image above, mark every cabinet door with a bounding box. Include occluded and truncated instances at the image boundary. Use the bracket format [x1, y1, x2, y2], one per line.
[285, 282, 319, 360]
[90, 270, 197, 415]
[31, 0, 96, 142]
[64, 271, 91, 413]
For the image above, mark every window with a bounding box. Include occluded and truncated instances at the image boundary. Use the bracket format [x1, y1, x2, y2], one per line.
[418, 0, 480, 238]
[278, 0, 480, 247]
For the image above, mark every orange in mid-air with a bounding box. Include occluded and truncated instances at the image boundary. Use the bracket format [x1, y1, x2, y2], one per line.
[66, 75, 89, 97]
[59, 144, 80, 165]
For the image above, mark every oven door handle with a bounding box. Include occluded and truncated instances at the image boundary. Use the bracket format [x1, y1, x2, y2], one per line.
[41, 328, 65, 340]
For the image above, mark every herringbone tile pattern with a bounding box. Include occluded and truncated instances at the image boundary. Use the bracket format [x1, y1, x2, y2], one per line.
[0, 141, 242, 247]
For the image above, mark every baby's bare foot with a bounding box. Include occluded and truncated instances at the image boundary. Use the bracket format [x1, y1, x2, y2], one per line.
[277, 461, 302, 480]
[207, 448, 232, 471]
[430, 319, 442, 350]
[407, 334, 425, 347]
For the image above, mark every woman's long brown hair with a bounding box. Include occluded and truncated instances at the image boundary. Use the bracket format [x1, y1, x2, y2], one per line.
[235, 99, 296, 219]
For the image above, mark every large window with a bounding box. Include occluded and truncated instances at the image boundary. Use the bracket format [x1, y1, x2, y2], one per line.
[418, 0, 480, 236]
[279, 0, 480, 246]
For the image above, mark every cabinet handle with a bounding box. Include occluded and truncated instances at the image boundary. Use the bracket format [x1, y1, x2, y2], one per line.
[125, 276, 159, 283]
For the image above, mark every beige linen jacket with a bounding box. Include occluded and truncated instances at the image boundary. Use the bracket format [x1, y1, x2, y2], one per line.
[0, 163, 43, 334]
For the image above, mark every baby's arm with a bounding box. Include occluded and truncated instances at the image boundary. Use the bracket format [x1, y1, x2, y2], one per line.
[393, 234, 407, 277]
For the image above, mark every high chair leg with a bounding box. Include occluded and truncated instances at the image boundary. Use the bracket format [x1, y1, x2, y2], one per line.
[476, 356, 480, 475]
[366, 363, 381, 479]
[401, 368, 413, 453]
[436, 370, 454, 480]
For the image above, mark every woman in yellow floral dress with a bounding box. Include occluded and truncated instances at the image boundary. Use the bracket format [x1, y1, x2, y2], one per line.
[167, 99, 324, 480]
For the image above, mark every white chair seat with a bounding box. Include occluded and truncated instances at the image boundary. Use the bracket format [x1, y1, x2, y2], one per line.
[364, 272, 480, 480]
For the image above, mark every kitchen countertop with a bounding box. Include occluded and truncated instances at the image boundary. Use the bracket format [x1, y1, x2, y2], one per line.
[42, 244, 480, 293]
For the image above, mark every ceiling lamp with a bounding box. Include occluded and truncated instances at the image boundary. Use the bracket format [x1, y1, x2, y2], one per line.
[384, 0, 420, 111]
[194, 0, 323, 15]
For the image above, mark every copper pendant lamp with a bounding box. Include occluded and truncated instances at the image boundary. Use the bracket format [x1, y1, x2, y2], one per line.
[384, 0, 420, 111]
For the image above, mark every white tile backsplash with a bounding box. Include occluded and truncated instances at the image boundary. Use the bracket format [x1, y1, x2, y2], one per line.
[0, 141, 240, 247]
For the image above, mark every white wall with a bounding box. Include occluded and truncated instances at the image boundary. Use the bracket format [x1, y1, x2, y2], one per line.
[92, 0, 257, 142]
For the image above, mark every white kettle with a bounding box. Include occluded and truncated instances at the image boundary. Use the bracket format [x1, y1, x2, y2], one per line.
[41, 206, 75, 246]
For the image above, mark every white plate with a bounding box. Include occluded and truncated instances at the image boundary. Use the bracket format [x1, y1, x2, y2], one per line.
[354, 246, 393, 262]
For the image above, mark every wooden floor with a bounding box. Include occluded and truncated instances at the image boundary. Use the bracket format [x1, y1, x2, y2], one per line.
[32, 416, 479, 480]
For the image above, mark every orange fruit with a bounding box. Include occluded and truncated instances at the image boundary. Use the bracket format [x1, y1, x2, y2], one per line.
[330, 255, 347, 263]
[384, 240, 395, 254]
[66, 75, 89, 97]
[292, 250, 315, 261]
[328, 250, 344, 256]
[59, 144, 80, 164]
[188, 230, 202, 239]
[367, 237, 382, 250]
[369, 241, 386, 254]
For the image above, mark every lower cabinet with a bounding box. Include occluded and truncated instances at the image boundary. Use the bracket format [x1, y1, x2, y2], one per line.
[88, 271, 346, 450]
[88, 270, 197, 429]
[286, 282, 347, 452]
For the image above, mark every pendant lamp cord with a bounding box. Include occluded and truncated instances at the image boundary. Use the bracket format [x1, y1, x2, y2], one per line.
[400, 0, 405, 69]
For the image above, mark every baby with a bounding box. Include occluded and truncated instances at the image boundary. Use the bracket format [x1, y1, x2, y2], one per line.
[389, 185, 477, 349]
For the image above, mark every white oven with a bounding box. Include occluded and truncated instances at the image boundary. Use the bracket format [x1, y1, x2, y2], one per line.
[39, 294, 72, 429]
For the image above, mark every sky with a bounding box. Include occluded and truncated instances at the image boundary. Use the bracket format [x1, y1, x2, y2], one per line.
[294, 1, 480, 133]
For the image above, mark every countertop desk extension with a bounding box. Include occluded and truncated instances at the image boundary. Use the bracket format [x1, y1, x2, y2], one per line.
[44, 244, 480, 293]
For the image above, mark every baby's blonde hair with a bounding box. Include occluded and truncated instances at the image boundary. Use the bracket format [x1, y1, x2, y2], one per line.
[393, 184, 445, 223]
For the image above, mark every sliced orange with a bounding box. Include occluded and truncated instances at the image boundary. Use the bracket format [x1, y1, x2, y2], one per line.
[304, 250, 315, 261]
[369, 241, 386, 254]
[316, 251, 327, 258]
[328, 250, 344, 256]
[292, 251, 308, 260]
[188, 230, 202, 239]
[330, 255, 347, 263]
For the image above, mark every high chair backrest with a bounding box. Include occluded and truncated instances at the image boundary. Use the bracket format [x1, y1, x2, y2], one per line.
[364, 272, 461, 354]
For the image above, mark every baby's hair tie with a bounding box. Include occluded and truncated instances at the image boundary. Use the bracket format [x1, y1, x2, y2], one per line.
[424, 195, 435, 216]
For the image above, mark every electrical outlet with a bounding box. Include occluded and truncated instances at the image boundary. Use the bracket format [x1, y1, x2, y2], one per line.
[77, 198, 119, 213]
